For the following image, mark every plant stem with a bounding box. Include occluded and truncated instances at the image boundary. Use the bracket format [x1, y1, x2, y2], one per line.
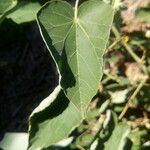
[74, 0, 79, 20]
[106, 38, 121, 52]
[76, 145, 86, 150]
[112, 25, 142, 64]
[119, 77, 148, 120]
[104, 71, 122, 84]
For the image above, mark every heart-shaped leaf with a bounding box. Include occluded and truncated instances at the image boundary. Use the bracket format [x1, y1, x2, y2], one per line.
[37, 0, 114, 116]
[29, 0, 114, 149]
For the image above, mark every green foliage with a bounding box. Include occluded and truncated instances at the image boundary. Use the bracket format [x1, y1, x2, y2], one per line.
[0, 0, 150, 150]
[28, 0, 114, 149]
[136, 7, 150, 23]
[0, 0, 17, 15]
[104, 123, 130, 150]
[0, 0, 41, 23]
[7, 1, 41, 23]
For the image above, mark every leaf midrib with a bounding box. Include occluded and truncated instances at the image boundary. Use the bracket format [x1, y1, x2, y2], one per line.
[62, 11, 101, 115]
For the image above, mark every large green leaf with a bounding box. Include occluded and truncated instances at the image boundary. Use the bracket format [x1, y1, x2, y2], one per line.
[28, 86, 82, 150]
[37, 0, 114, 116]
[104, 123, 130, 150]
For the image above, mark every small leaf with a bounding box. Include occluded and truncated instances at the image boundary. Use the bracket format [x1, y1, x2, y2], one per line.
[7, 1, 41, 23]
[104, 123, 130, 150]
[142, 141, 150, 150]
[0, 0, 17, 15]
[93, 110, 118, 150]
[109, 89, 128, 104]
[0, 132, 28, 150]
